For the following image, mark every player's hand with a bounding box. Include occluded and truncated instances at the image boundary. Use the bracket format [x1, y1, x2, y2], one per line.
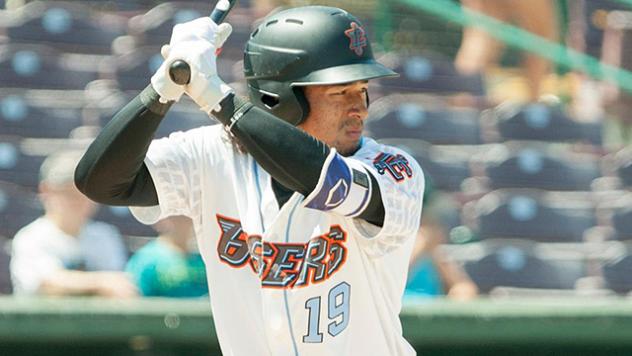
[151, 17, 234, 112]
[94, 272, 139, 298]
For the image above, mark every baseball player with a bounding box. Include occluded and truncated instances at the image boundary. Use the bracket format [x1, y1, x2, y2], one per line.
[75, 6, 424, 356]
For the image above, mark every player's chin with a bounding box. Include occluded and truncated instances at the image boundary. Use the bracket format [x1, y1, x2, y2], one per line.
[336, 139, 361, 156]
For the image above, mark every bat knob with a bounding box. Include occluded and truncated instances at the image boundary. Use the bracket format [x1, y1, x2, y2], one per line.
[168, 60, 191, 85]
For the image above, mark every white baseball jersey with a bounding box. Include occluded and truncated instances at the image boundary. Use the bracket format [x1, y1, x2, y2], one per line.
[131, 124, 424, 356]
[11, 217, 127, 294]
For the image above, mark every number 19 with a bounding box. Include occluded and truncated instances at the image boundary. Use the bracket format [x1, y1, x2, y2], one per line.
[303, 282, 350, 343]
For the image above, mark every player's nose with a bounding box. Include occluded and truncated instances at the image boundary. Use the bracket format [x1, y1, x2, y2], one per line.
[348, 93, 368, 120]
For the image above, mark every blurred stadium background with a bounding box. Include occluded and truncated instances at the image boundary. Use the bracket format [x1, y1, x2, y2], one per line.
[2, 0, 632, 355]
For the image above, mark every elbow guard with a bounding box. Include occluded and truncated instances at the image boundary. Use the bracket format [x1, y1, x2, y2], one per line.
[302, 150, 372, 218]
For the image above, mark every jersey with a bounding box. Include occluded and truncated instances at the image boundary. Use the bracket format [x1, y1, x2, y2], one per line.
[130, 125, 424, 356]
[11, 217, 127, 294]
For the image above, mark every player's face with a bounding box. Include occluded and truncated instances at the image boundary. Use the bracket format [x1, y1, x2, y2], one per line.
[300, 81, 369, 156]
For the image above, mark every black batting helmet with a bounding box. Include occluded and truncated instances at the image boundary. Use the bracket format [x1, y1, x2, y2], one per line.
[243, 6, 398, 125]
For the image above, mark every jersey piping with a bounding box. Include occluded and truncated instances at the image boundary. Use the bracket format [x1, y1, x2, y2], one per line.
[253, 160, 266, 232]
[284, 197, 303, 356]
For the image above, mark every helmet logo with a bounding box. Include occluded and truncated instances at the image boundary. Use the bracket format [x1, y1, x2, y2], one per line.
[344, 22, 367, 56]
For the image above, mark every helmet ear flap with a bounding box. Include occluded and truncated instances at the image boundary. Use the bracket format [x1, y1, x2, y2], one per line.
[248, 83, 309, 126]
[292, 86, 310, 125]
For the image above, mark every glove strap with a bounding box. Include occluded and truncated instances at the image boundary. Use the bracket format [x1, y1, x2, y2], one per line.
[228, 102, 254, 132]
[212, 93, 253, 129]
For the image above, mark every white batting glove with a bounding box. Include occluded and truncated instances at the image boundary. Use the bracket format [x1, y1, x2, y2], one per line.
[151, 17, 234, 113]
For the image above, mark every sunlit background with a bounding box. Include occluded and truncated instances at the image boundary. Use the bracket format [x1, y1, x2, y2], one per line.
[2, 0, 632, 355]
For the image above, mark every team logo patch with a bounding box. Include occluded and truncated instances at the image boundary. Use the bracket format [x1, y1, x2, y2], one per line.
[373, 152, 413, 182]
[344, 22, 367, 56]
[216, 215, 348, 289]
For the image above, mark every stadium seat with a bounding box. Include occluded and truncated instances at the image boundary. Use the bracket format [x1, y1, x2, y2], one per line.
[0, 238, 11, 295]
[487, 102, 603, 145]
[0, 44, 100, 89]
[365, 102, 482, 144]
[379, 138, 472, 191]
[4, 1, 126, 54]
[94, 84, 215, 136]
[126, 3, 207, 46]
[155, 103, 218, 138]
[465, 190, 597, 242]
[377, 54, 485, 96]
[612, 206, 632, 241]
[480, 146, 601, 191]
[109, 47, 236, 91]
[94, 205, 155, 237]
[603, 254, 632, 294]
[0, 181, 44, 240]
[92, 0, 160, 12]
[0, 94, 84, 138]
[618, 161, 632, 187]
[0, 137, 46, 190]
[109, 47, 165, 91]
[126, 2, 252, 60]
[464, 241, 586, 293]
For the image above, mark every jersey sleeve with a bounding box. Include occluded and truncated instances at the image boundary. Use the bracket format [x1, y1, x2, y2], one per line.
[130, 126, 220, 225]
[348, 144, 424, 256]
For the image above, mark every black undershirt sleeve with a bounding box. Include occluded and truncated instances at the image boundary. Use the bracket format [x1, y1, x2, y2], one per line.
[75, 85, 170, 206]
[213, 94, 329, 195]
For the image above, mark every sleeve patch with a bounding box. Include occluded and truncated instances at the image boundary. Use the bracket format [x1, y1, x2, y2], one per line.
[303, 151, 372, 217]
[325, 179, 349, 208]
[352, 168, 369, 188]
[305, 154, 352, 211]
[372, 152, 413, 182]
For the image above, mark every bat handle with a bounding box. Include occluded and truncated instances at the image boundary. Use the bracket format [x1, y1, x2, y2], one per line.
[168, 0, 236, 85]
[168, 60, 192, 85]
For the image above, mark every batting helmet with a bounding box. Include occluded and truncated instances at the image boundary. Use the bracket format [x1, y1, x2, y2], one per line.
[243, 6, 398, 125]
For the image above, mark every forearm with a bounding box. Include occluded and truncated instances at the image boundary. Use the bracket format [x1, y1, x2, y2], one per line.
[435, 252, 478, 294]
[213, 94, 328, 194]
[75, 85, 172, 206]
[38, 271, 103, 296]
[213, 94, 385, 225]
[39, 271, 138, 298]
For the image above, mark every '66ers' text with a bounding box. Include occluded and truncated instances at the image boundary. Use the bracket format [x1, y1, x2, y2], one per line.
[216, 215, 348, 289]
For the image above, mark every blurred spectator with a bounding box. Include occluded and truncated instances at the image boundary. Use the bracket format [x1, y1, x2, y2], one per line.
[251, 0, 280, 19]
[406, 177, 478, 300]
[587, 1, 632, 148]
[10, 150, 137, 298]
[455, 0, 559, 103]
[126, 215, 208, 298]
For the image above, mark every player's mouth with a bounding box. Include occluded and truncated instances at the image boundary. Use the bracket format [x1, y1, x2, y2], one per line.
[343, 120, 363, 139]
[346, 129, 362, 140]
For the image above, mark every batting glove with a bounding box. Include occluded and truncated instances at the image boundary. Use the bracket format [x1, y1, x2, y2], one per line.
[151, 17, 234, 113]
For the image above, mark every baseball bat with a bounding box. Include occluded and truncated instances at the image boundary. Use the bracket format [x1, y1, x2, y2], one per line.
[168, 0, 237, 85]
